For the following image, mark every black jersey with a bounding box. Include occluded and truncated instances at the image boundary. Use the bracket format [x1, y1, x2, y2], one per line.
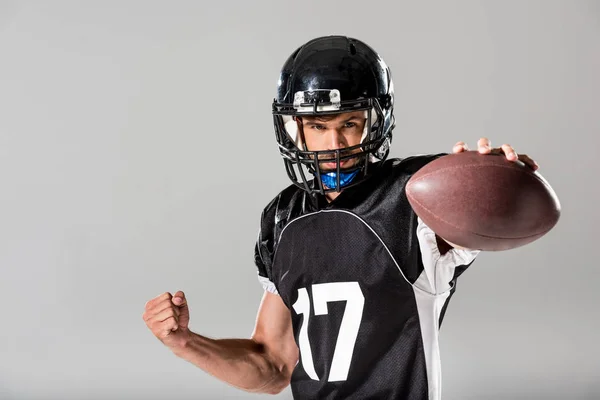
[254, 155, 479, 400]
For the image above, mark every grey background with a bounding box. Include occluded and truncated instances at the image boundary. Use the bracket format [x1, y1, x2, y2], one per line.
[0, 1, 598, 399]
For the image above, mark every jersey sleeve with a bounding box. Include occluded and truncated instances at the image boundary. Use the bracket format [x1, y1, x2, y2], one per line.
[254, 234, 279, 295]
[253, 183, 307, 296]
[254, 200, 280, 295]
[413, 217, 480, 294]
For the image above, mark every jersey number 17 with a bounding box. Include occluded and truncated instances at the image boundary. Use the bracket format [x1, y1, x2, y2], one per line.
[292, 281, 365, 382]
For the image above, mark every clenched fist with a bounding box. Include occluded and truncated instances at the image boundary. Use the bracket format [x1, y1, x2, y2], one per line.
[143, 291, 191, 350]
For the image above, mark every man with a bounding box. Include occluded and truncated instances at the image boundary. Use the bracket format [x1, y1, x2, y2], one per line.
[143, 36, 538, 399]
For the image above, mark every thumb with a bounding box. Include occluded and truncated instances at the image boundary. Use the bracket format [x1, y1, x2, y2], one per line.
[173, 292, 186, 306]
[172, 291, 190, 328]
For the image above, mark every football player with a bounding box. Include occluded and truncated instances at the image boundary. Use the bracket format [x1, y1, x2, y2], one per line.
[143, 36, 538, 400]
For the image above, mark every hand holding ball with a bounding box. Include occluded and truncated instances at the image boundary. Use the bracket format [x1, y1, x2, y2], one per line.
[406, 151, 561, 251]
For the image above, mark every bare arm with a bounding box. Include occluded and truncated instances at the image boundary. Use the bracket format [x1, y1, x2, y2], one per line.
[144, 291, 298, 395]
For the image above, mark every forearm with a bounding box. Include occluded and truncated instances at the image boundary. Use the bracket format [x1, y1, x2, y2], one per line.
[171, 331, 290, 394]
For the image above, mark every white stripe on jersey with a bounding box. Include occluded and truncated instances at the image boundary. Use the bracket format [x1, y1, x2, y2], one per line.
[258, 273, 279, 294]
[414, 217, 479, 400]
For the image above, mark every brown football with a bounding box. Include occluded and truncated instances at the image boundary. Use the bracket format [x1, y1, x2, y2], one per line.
[406, 151, 561, 251]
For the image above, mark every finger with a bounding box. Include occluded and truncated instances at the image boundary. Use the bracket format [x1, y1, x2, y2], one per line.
[518, 154, 539, 170]
[172, 291, 187, 306]
[173, 291, 190, 328]
[144, 299, 181, 321]
[156, 302, 181, 318]
[145, 292, 172, 310]
[157, 317, 179, 338]
[149, 307, 180, 325]
[501, 144, 518, 161]
[151, 300, 180, 315]
[150, 297, 181, 313]
[477, 137, 491, 153]
[452, 141, 469, 153]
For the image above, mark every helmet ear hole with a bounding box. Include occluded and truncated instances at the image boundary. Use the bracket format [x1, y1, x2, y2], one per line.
[283, 116, 303, 148]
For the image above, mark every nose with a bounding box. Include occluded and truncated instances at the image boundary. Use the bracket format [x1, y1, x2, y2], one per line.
[325, 128, 346, 151]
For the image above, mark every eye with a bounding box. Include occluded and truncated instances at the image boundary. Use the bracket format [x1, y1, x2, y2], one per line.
[344, 122, 357, 128]
[310, 124, 326, 131]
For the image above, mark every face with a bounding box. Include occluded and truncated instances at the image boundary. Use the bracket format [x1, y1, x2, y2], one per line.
[297, 110, 367, 171]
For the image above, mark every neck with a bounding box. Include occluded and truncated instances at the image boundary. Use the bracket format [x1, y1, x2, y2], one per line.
[325, 191, 341, 202]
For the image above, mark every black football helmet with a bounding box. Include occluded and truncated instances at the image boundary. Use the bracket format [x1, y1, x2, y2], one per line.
[272, 35, 395, 194]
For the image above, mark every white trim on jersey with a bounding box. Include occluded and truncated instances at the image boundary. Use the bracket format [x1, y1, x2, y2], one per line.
[413, 217, 479, 400]
[258, 209, 437, 296]
[256, 211, 478, 297]
[258, 274, 279, 295]
[414, 217, 480, 295]
[413, 287, 450, 400]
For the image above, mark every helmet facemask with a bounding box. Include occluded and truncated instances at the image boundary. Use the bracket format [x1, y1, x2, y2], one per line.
[273, 88, 392, 194]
